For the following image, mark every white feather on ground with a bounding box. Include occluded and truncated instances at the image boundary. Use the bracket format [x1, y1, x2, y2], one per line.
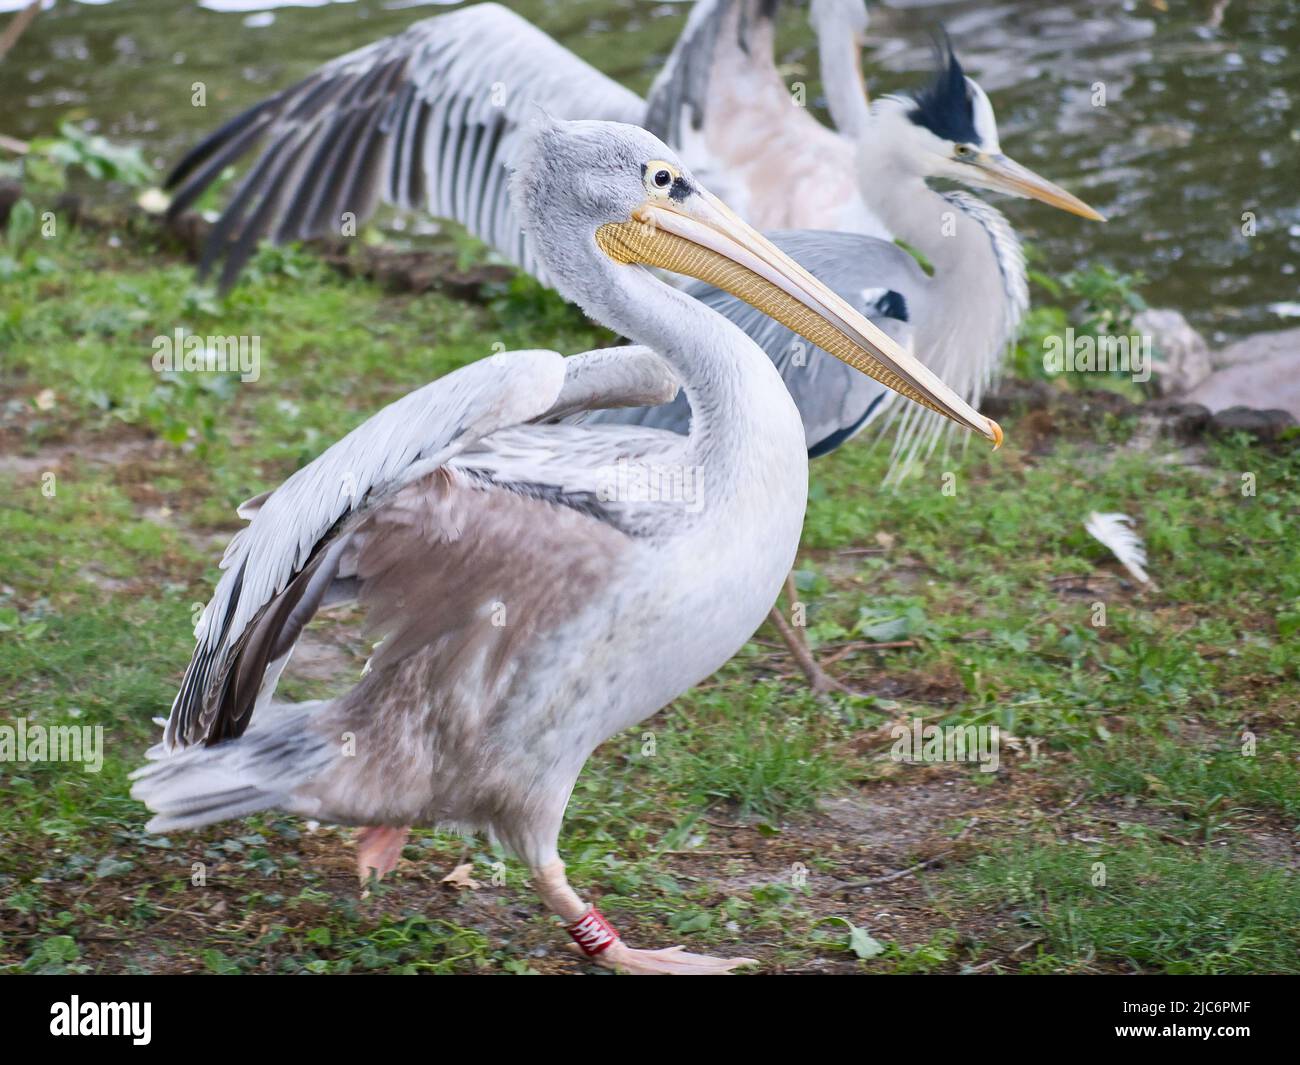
[1084, 512, 1151, 585]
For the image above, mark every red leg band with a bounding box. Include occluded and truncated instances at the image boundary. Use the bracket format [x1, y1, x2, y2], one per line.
[566, 906, 620, 957]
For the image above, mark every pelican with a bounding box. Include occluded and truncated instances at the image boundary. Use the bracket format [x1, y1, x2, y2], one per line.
[162, 0, 1097, 464]
[163, 0, 886, 292]
[132, 118, 999, 974]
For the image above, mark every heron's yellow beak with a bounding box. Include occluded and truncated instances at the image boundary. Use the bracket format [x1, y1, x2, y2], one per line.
[596, 188, 1002, 446]
[970, 152, 1105, 222]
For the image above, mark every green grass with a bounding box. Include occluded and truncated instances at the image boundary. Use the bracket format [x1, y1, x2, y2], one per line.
[0, 215, 1297, 974]
[1079, 733, 1300, 826]
[958, 842, 1300, 974]
[649, 685, 854, 818]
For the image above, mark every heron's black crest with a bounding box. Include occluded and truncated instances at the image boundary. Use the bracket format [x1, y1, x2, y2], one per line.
[906, 35, 980, 146]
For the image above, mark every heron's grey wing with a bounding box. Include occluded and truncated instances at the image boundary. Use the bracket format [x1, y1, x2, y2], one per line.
[165, 348, 569, 751]
[165, 3, 644, 290]
[587, 230, 923, 453]
[870, 193, 1022, 478]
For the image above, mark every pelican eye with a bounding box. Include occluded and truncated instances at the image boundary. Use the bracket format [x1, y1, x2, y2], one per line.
[643, 159, 682, 197]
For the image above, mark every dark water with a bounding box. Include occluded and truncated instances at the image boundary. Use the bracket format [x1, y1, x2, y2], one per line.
[2, 0, 1296, 341]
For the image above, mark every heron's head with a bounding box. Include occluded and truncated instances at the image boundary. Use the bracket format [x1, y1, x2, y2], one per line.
[511, 117, 1000, 445]
[867, 39, 1104, 221]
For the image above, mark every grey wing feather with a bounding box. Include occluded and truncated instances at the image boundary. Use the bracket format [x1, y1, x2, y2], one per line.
[166, 348, 569, 752]
[589, 230, 924, 454]
[166, 3, 644, 289]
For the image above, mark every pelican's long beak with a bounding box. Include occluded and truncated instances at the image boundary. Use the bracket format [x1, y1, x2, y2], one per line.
[968, 152, 1105, 222]
[596, 188, 1002, 446]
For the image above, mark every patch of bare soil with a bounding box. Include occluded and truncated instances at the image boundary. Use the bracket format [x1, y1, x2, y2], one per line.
[0, 428, 151, 481]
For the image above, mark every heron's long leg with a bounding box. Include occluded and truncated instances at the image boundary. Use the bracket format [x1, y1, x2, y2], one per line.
[532, 860, 756, 975]
[767, 573, 856, 696]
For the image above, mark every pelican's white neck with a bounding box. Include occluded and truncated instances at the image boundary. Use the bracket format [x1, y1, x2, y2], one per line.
[592, 261, 807, 491]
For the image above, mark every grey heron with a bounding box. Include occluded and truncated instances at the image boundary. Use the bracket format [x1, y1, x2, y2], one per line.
[594, 20, 1104, 690]
[163, 0, 887, 292]
[132, 118, 999, 974]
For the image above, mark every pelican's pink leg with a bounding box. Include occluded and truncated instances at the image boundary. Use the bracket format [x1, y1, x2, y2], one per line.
[532, 860, 757, 975]
[356, 825, 410, 883]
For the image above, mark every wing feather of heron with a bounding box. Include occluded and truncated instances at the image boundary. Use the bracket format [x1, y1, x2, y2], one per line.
[870, 191, 1025, 481]
[587, 216, 1018, 482]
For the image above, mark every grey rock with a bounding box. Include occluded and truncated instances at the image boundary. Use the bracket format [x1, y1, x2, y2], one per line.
[1135, 308, 1213, 395]
[1146, 400, 1211, 439]
[1211, 326, 1300, 369]
[1185, 349, 1300, 420]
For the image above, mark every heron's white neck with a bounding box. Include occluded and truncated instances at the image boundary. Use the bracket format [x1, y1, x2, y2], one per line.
[857, 152, 1028, 361]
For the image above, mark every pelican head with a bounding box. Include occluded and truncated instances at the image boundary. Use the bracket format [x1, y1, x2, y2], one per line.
[869, 39, 1104, 222]
[512, 117, 1000, 445]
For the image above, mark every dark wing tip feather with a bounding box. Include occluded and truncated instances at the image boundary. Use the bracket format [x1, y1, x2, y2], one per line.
[165, 94, 280, 193]
[181, 534, 347, 747]
[164, 49, 415, 289]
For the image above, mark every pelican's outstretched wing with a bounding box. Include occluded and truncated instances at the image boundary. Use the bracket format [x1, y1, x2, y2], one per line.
[587, 230, 922, 457]
[539, 346, 680, 422]
[166, 349, 566, 751]
[163, 346, 683, 753]
[165, 3, 643, 289]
